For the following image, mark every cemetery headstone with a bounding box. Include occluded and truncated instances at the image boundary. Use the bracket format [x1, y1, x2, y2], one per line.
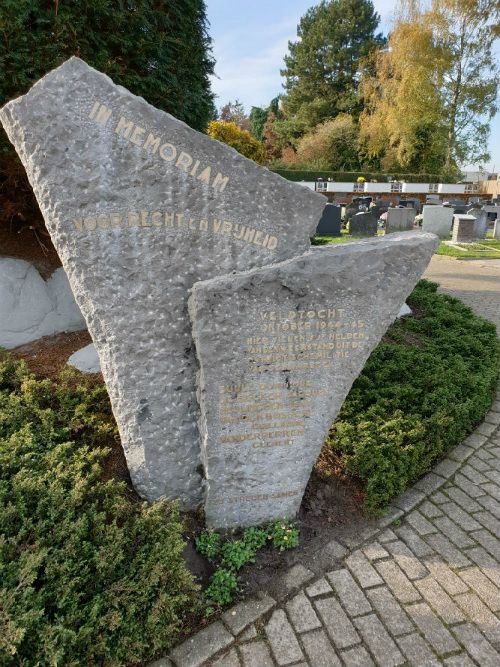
[452, 206, 467, 215]
[466, 208, 488, 240]
[493, 219, 500, 240]
[422, 205, 453, 238]
[452, 215, 476, 243]
[350, 212, 377, 237]
[369, 205, 385, 221]
[345, 204, 359, 223]
[352, 197, 373, 211]
[188, 232, 439, 528]
[0, 58, 326, 509]
[385, 207, 416, 233]
[315, 203, 341, 237]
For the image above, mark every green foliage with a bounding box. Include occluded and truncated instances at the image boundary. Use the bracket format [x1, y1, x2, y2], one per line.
[0, 0, 215, 147]
[0, 354, 201, 666]
[269, 169, 444, 183]
[195, 528, 221, 562]
[325, 280, 499, 514]
[267, 520, 300, 552]
[249, 106, 269, 142]
[204, 569, 240, 606]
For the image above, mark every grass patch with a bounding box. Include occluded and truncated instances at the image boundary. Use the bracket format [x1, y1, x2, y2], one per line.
[323, 279, 499, 515]
[436, 239, 500, 258]
[0, 355, 202, 667]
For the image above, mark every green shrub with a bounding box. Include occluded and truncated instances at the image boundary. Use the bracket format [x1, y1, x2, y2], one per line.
[0, 354, 201, 667]
[325, 280, 499, 514]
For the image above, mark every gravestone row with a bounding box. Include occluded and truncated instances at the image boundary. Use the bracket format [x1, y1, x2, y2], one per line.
[0, 58, 439, 527]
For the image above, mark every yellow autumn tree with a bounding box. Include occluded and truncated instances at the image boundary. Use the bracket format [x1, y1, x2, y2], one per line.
[207, 121, 265, 164]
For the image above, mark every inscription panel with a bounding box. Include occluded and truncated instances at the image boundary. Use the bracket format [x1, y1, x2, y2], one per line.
[189, 233, 439, 528]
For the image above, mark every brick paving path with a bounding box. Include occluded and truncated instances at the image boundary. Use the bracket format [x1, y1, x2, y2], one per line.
[151, 257, 500, 667]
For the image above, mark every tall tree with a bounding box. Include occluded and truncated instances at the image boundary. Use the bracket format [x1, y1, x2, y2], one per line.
[280, 0, 385, 133]
[219, 100, 251, 132]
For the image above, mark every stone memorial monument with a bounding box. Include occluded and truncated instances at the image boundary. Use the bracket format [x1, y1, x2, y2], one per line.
[189, 232, 439, 528]
[0, 58, 326, 509]
[452, 215, 476, 243]
[422, 206, 453, 238]
[315, 202, 341, 237]
[466, 208, 488, 240]
[350, 212, 377, 237]
[385, 207, 416, 233]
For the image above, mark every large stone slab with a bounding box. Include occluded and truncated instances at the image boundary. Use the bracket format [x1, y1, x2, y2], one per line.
[350, 212, 377, 237]
[189, 232, 439, 528]
[466, 208, 488, 240]
[385, 208, 415, 233]
[422, 206, 453, 238]
[0, 58, 325, 508]
[315, 203, 341, 237]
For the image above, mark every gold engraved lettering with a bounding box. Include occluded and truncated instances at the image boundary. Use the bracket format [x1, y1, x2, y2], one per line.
[89, 101, 100, 120]
[200, 220, 208, 231]
[212, 172, 229, 193]
[262, 233, 269, 247]
[159, 143, 177, 162]
[115, 116, 134, 138]
[233, 224, 245, 239]
[189, 217, 196, 230]
[110, 213, 123, 228]
[244, 227, 255, 243]
[143, 133, 161, 153]
[213, 219, 223, 234]
[128, 212, 140, 227]
[165, 213, 175, 227]
[141, 212, 150, 227]
[190, 159, 200, 176]
[97, 214, 109, 229]
[267, 237, 278, 250]
[152, 212, 163, 227]
[176, 214, 184, 228]
[176, 151, 193, 172]
[130, 126, 146, 147]
[197, 166, 211, 184]
[95, 105, 112, 127]
[84, 216, 96, 231]
[221, 221, 232, 236]
[73, 218, 83, 232]
[253, 230, 263, 246]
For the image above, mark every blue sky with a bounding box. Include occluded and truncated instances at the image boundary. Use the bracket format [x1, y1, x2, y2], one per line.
[204, 0, 499, 173]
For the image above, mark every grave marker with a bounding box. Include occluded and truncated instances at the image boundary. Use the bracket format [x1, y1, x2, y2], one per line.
[422, 206, 453, 238]
[385, 207, 416, 233]
[466, 208, 488, 240]
[350, 212, 377, 237]
[315, 203, 341, 237]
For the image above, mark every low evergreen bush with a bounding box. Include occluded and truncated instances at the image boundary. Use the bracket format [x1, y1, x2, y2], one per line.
[324, 280, 499, 514]
[0, 355, 201, 667]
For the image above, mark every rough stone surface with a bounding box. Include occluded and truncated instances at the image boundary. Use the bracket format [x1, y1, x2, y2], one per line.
[0, 57, 326, 508]
[67, 343, 101, 373]
[0, 259, 86, 348]
[222, 594, 275, 635]
[385, 207, 415, 233]
[189, 232, 438, 527]
[170, 622, 233, 667]
[265, 610, 304, 665]
[301, 630, 342, 667]
[349, 211, 377, 236]
[467, 208, 489, 239]
[422, 205, 453, 238]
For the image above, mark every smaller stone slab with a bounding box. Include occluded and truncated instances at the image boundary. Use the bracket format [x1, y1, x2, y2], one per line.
[350, 212, 377, 237]
[386, 208, 415, 233]
[316, 203, 341, 236]
[452, 214, 476, 243]
[467, 208, 488, 239]
[68, 343, 101, 373]
[189, 232, 439, 528]
[493, 219, 500, 240]
[422, 206, 453, 238]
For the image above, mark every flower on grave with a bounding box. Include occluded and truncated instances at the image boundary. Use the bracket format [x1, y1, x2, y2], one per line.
[280, 523, 286, 529]
[357, 177, 365, 182]
[284, 536, 288, 540]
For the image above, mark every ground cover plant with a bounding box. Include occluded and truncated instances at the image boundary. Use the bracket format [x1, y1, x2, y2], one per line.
[0, 355, 202, 667]
[324, 279, 499, 514]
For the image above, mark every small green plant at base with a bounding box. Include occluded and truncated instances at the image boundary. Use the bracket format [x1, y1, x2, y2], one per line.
[195, 528, 221, 561]
[205, 568, 240, 606]
[268, 519, 300, 551]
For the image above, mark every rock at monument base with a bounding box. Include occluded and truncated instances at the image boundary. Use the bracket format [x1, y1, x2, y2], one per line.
[189, 231, 439, 528]
[68, 343, 101, 373]
[0, 258, 86, 348]
[422, 206, 453, 238]
[0, 57, 325, 509]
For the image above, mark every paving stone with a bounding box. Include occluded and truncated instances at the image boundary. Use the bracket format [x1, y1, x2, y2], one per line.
[313, 598, 361, 649]
[463, 433, 488, 450]
[395, 525, 435, 558]
[439, 502, 482, 531]
[433, 459, 462, 479]
[238, 626, 257, 642]
[444, 487, 482, 513]
[444, 654, 477, 667]
[353, 614, 405, 667]
[468, 456, 492, 472]
[281, 564, 315, 596]
[482, 482, 500, 502]
[465, 547, 500, 586]
[473, 510, 500, 534]
[406, 510, 438, 535]
[301, 629, 342, 667]
[414, 472, 447, 495]
[425, 558, 469, 595]
[326, 569, 372, 616]
[394, 488, 426, 512]
[362, 542, 390, 561]
[433, 516, 475, 548]
[286, 591, 321, 633]
[455, 592, 500, 645]
[212, 649, 241, 667]
[345, 550, 383, 589]
[365, 587, 413, 636]
[171, 622, 234, 667]
[239, 642, 273, 667]
[322, 539, 348, 562]
[424, 533, 472, 568]
[374, 559, 421, 603]
[384, 539, 429, 580]
[378, 529, 398, 543]
[419, 500, 443, 518]
[454, 474, 486, 498]
[476, 421, 499, 436]
[146, 659, 174, 667]
[461, 465, 489, 485]
[342, 526, 380, 549]
[470, 528, 500, 559]
[377, 508, 405, 529]
[223, 594, 276, 635]
[340, 646, 375, 667]
[396, 633, 442, 667]
[449, 445, 475, 463]
[414, 577, 465, 624]
[485, 469, 500, 484]
[306, 577, 333, 598]
[475, 448, 495, 462]
[406, 602, 459, 654]
[458, 567, 500, 612]
[476, 493, 500, 518]
[265, 610, 304, 666]
[431, 491, 451, 504]
[453, 623, 500, 667]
